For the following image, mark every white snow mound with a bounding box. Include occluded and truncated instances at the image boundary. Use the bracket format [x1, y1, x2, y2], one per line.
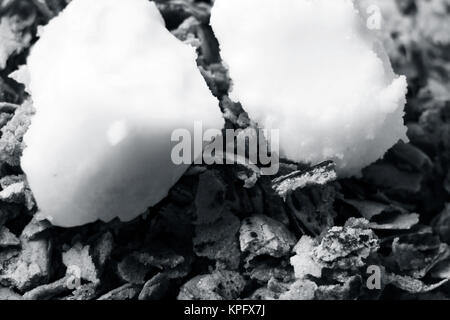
[211, 0, 408, 176]
[21, 0, 223, 227]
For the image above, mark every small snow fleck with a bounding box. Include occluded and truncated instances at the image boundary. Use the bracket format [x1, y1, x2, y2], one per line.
[107, 120, 128, 146]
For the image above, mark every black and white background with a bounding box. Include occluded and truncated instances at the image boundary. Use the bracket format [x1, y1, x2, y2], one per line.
[0, 0, 449, 303]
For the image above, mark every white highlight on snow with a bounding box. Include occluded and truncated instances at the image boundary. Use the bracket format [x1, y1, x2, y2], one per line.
[107, 120, 128, 146]
[20, 0, 223, 227]
[211, 0, 408, 177]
